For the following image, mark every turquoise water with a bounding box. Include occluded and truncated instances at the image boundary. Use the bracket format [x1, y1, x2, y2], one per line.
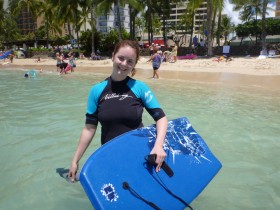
[0, 69, 279, 210]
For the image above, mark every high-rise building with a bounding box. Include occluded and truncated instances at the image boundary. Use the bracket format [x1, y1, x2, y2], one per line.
[164, 1, 207, 35]
[96, 4, 130, 33]
[2, 0, 50, 36]
[16, 8, 37, 35]
[161, 1, 207, 46]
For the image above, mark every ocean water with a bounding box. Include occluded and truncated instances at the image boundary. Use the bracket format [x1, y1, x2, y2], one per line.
[0, 69, 279, 210]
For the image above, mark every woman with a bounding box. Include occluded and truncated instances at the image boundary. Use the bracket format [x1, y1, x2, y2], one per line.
[63, 53, 76, 73]
[68, 40, 168, 182]
[55, 52, 63, 72]
[171, 45, 178, 63]
[147, 48, 162, 79]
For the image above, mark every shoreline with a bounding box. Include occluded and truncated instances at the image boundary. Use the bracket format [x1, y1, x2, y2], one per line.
[1, 56, 280, 90]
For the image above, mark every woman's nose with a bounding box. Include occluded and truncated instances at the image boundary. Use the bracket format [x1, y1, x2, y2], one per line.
[120, 59, 129, 66]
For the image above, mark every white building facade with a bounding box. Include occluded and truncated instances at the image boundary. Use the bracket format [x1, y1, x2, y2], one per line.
[96, 4, 130, 33]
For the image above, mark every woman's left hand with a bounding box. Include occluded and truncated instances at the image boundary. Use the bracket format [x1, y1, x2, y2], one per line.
[150, 145, 167, 172]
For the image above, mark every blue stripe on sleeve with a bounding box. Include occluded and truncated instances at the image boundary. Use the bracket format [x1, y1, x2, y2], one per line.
[86, 80, 108, 114]
[127, 79, 161, 109]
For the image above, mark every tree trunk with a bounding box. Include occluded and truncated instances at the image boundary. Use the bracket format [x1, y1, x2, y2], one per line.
[261, 0, 268, 53]
[91, 4, 95, 55]
[116, 1, 122, 41]
[189, 11, 195, 48]
[206, 0, 214, 56]
[31, 13, 37, 48]
[216, 8, 222, 46]
[162, 16, 166, 46]
[129, 6, 135, 40]
[67, 22, 72, 47]
[147, 0, 153, 44]
[46, 16, 49, 48]
[73, 8, 80, 52]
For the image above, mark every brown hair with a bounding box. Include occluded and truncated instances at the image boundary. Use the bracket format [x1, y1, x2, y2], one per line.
[113, 40, 140, 64]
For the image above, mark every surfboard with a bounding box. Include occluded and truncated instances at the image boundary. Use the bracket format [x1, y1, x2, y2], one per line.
[80, 117, 222, 210]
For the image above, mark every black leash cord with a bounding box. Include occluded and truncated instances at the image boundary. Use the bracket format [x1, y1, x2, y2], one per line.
[123, 182, 161, 210]
[143, 162, 193, 210]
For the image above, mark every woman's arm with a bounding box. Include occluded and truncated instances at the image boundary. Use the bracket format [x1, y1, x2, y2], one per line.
[146, 54, 154, 62]
[68, 124, 97, 182]
[150, 116, 168, 172]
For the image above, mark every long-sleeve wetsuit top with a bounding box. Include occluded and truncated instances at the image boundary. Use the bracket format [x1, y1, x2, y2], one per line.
[85, 76, 166, 145]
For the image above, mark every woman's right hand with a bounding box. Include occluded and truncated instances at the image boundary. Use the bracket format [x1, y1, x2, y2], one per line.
[68, 124, 97, 182]
[68, 162, 78, 182]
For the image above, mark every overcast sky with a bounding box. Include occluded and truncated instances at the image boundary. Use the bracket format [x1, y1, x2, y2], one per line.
[222, 0, 276, 25]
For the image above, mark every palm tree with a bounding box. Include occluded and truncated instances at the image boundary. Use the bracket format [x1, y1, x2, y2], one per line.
[231, 0, 262, 22]
[0, 6, 20, 46]
[215, 0, 224, 46]
[49, 0, 87, 51]
[90, 3, 97, 56]
[135, 15, 145, 42]
[206, 0, 215, 56]
[220, 15, 234, 44]
[81, 0, 103, 56]
[230, 0, 273, 45]
[0, 0, 6, 29]
[41, 1, 64, 48]
[153, 0, 173, 46]
[127, 1, 142, 40]
[97, 0, 123, 41]
[261, 0, 268, 53]
[185, 0, 203, 47]
[144, 0, 153, 44]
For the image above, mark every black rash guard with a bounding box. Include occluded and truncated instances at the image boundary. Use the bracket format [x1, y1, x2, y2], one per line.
[85, 76, 165, 145]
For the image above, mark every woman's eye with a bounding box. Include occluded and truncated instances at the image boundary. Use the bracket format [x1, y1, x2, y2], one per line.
[119, 56, 125, 61]
[128, 60, 134, 65]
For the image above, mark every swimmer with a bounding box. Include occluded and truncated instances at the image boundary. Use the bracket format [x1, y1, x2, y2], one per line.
[24, 70, 37, 78]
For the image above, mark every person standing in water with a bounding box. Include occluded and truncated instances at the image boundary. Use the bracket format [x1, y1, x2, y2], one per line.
[68, 40, 168, 182]
[147, 48, 162, 79]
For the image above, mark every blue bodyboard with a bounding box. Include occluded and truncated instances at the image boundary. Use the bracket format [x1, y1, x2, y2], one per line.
[80, 117, 222, 210]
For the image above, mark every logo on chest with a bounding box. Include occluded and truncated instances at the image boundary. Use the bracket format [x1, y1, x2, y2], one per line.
[102, 93, 133, 101]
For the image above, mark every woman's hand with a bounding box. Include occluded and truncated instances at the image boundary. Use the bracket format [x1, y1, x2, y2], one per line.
[150, 145, 167, 172]
[150, 116, 168, 172]
[68, 162, 78, 182]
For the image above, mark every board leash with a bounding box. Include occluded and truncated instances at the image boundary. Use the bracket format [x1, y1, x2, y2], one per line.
[144, 154, 193, 210]
[122, 182, 161, 210]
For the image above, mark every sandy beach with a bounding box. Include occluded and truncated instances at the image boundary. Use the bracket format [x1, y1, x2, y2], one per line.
[1, 55, 280, 89]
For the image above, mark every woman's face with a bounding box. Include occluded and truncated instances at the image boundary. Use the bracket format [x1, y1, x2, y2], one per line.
[111, 46, 136, 81]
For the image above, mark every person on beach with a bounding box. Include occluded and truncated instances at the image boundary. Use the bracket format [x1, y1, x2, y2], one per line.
[80, 53, 85, 60]
[68, 53, 76, 72]
[149, 43, 155, 56]
[56, 52, 63, 72]
[60, 57, 76, 74]
[171, 45, 178, 63]
[9, 52, 14, 63]
[147, 48, 162, 79]
[68, 40, 168, 182]
[193, 35, 198, 47]
[199, 39, 205, 47]
[59, 62, 68, 74]
[34, 56, 46, 63]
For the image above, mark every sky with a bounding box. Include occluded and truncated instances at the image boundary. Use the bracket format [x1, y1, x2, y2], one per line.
[222, 0, 277, 25]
